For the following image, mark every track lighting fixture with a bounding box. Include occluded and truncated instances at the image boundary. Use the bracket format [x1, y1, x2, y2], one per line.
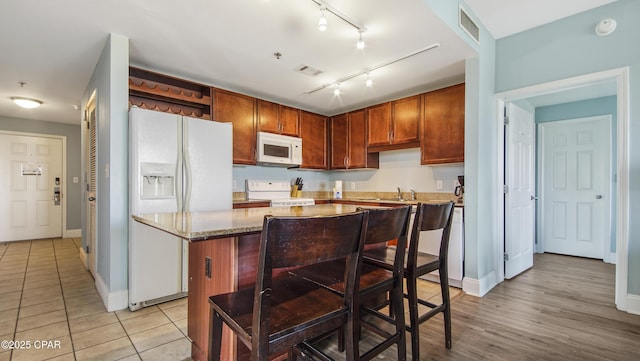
[311, 0, 367, 49]
[356, 30, 365, 49]
[306, 43, 441, 95]
[318, 8, 328, 31]
[333, 83, 341, 96]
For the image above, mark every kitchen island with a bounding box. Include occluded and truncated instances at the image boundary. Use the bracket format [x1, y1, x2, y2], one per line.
[132, 204, 363, 361]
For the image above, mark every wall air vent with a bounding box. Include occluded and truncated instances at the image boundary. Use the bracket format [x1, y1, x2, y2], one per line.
[459, 7, 480, 44]
[296, 64, 323, 77]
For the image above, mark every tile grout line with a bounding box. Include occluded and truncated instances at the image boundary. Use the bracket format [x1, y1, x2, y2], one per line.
[115, 306, 146, 360]
[9, 240, 32, 361]
[53, 238, 79, 361]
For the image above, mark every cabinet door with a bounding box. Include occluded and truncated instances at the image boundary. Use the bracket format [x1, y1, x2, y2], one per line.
[213, 89, 256, 165]
[367, 102, 392, 147]
[256, 100, 279, 134]
[300, 111, 328, 169]
[392, 95, 421, 145]
[421, 83, 465, 164]
[188, 238, 236, 361]
[279, 105, 300, 137]
[348, 110, 367, 168]
[330, 114, 348, 169]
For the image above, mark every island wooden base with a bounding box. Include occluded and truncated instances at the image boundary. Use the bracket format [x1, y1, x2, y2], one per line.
[188, 236, 238, 361]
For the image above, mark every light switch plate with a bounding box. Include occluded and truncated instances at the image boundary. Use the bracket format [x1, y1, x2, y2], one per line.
[73, 177, 79, 184]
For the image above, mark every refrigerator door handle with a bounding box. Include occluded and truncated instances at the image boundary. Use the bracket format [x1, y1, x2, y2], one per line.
[176, 118, 184, 212]
[182, 118, 193, 211]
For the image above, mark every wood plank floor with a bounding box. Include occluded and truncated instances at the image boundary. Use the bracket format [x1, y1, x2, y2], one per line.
[313, 253, 640, 360]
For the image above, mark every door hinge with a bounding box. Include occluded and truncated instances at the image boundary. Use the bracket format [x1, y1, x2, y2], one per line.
[504, 253, 509, 261]
[503, 185, 509, 193]
[504, 115, 509, 125]
[86, 245, 90, 253]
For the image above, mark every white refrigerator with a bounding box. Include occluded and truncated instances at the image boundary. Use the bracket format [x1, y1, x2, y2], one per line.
[128, 107, 232, 311]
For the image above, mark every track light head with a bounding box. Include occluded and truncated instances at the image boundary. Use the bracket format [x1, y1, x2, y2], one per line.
[318, 8, 328, 31]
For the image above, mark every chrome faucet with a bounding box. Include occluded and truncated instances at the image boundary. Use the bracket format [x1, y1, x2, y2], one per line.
[410, 189, 416, 201]
[397, 187, 402, 200]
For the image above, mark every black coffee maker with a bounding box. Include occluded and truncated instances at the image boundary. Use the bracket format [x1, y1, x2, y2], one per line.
[454, 175, 464, 203]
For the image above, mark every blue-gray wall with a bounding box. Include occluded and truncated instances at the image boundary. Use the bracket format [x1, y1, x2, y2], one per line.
[82, 33, 130, 310]
[0, 116, 82, 230]
[496, 0, 640, 294]
[536, 96, 618, 253]
[425, 0, 499, 291]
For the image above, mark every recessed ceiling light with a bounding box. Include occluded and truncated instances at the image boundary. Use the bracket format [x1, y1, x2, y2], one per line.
[11, 97, 42, 109]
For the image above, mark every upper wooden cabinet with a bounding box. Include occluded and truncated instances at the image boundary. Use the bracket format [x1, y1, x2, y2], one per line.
[367, 95, 421, 152]
[257, 100, 300, 137]
[213, 88, 257, 165]
[366, 102, 392, 147]
[331, 110, 379, 170]
[421, 83, 465, 164]
[299, 111, 329, 170]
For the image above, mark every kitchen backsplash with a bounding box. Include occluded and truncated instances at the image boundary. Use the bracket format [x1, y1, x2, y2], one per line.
[233, 148, 463, 197]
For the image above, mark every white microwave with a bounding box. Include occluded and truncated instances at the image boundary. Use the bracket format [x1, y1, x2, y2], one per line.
[256, 132, 303, 166]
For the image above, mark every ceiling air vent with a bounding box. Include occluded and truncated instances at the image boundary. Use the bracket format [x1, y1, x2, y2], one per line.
[296, 64, 323, 77]
[459, 7, 480, 44]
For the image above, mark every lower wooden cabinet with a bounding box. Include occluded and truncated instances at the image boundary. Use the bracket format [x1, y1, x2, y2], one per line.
[421, 83, 465, 164]
[188, 238, 236, 361]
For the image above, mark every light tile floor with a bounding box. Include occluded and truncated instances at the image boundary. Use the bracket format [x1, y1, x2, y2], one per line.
[0, 238, 191, 361]
[0, 238, 460, 361]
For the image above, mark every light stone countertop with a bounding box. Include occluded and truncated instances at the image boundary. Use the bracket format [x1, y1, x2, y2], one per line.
[132, 204, 367, 242]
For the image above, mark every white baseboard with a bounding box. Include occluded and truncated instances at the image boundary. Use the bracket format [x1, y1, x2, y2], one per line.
[79, 247, 88, 269]
[604, 252, 616, 264]
[95, 273, 129, 312]
[63, 228, 81, 238]
[462, 270, 498, 297]
[625, 293, 640, 315]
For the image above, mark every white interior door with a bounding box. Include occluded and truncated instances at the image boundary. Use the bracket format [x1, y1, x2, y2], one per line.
[539, 116, 611, 259]
[505, 102, 536, 279]
[85, 100, 98, 277]
[0, 132, 63, 241]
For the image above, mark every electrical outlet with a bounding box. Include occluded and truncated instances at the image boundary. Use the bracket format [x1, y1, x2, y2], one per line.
[436, 180, 443, 190]
[350, 182, 356, 190]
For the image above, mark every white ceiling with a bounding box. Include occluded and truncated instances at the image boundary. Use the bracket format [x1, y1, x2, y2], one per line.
[0, 0, 617, 126]
[464, 0, 617, 39]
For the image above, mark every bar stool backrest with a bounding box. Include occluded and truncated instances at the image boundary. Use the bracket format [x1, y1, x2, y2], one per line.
[253, 211, 369, 356]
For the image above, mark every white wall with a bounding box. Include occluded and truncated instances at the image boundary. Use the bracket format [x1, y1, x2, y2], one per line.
[332, 149, 462, 194]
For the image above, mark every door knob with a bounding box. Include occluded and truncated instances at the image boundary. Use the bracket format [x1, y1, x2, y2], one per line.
[595, 194, 603, 199]
[88, 196, 96, 201]
[530, 195, 539, 200]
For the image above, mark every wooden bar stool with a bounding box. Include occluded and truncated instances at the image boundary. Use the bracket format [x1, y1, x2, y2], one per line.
[290, 206, 412, 361]
[207, 211, 369, 361]
[363, 202, 455, 361]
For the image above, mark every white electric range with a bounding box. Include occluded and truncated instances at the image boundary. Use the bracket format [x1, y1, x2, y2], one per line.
[245, 180, 315, 206]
